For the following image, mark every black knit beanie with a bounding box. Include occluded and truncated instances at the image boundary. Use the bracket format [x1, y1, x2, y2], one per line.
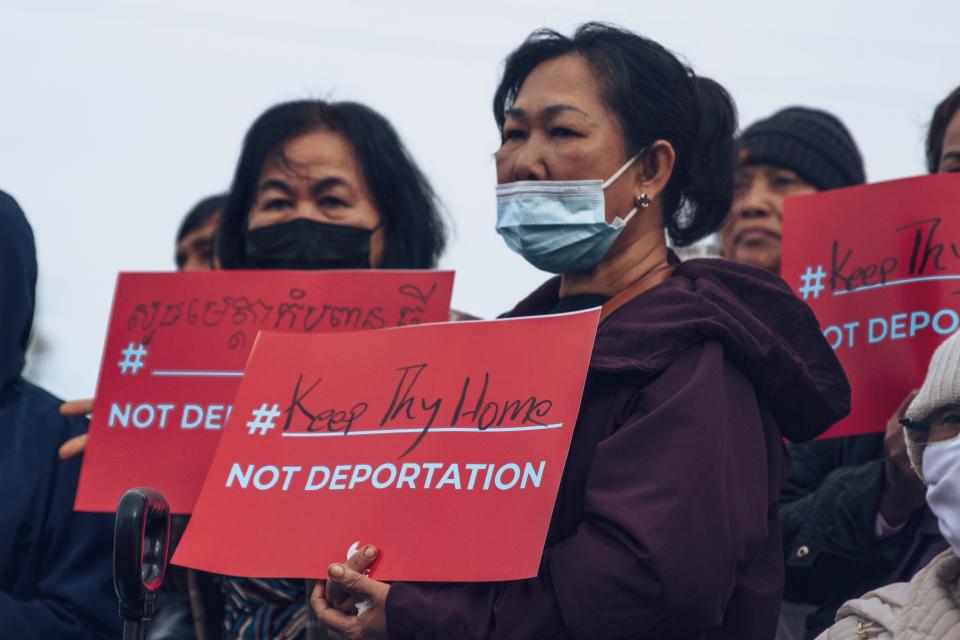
[738, 106, 866, 191]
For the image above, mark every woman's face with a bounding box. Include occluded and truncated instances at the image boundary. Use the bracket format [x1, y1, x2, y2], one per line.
[938, 109, 960, 173]
[719, 164, 817, 274]
[247, 129, 384, 266]
[495, 53, 638, 225]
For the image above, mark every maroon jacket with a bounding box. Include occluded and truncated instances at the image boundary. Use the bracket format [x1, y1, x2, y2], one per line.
[386, 258, 850, 640]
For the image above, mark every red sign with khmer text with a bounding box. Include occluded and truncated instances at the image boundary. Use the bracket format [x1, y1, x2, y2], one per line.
[75, 270, 454, 513]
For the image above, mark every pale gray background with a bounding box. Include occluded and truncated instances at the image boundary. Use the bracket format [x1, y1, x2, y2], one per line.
[1, 0, 956, 399]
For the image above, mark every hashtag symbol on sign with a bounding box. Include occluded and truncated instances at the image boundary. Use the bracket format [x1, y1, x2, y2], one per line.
[246, 403, 282, 436]
[798, 265, 827, 300]
[117, 342, 148, 375]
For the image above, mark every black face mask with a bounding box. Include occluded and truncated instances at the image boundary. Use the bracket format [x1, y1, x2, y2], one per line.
[242, 218, 374, 270]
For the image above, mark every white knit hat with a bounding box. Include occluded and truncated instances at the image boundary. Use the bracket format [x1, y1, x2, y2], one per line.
[905, 330, 960, 424]
[903, 331, 960, 482]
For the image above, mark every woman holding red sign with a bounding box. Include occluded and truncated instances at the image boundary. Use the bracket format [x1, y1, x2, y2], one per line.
[311, 23, 850, 640]
[62, 99, 451, 640]
[211, 100, 450, 640]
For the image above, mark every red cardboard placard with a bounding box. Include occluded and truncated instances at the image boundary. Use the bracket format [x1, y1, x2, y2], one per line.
[173, 309, 599, 582]
[781, 173, 960, 438]
[75, 270, 454, 513]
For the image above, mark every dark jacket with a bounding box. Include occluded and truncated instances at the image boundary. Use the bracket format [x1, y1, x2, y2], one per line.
[780, 434, 945, 639]
[385, 257, 850, 640]
[0, 190, 120, 639]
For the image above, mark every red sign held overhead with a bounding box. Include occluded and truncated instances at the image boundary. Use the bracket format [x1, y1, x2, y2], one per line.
[173, 309, 599, 582]
[75, 270, 454, 514]
[781, 173, 960, 438]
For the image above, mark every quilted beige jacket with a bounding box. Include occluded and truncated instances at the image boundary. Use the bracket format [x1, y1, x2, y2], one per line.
[816, 550, 960, 639]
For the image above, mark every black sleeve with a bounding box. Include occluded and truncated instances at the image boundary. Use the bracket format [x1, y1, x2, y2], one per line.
[778, 434, 918, 603]
[0, 455, 120, 639]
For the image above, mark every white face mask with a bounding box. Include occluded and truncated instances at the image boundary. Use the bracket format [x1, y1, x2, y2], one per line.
[922, 434, 960, 557]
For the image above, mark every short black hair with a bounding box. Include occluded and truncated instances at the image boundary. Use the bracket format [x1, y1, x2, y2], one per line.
[926, 85, 960, 173]
[493, 22, 737, 246]
[177, 193, 227, 243]
[218, 100, 446, 269]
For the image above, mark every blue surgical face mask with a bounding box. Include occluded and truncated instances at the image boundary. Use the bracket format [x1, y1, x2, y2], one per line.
[495, 153, 642, 274]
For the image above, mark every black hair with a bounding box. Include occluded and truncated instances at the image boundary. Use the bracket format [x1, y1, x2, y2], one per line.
[177, 193, 227, 242]
[218, 100, 446, 268]
[926, 85, 960, 173]
[493, 22, 737, 246]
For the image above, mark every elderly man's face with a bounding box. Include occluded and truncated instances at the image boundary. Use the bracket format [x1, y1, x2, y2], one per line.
[909, 404, 960, 445]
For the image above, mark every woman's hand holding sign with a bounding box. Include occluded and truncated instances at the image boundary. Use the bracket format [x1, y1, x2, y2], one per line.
[324, 545, 378, 614]
[311, 545, 389, 640]
[879, 390, 927, 527]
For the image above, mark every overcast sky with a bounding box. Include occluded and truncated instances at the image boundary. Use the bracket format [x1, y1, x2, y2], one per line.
[2, 0, 956, 399]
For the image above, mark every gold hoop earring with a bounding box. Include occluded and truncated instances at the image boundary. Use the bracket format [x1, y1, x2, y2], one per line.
[636, 193, 651, 209]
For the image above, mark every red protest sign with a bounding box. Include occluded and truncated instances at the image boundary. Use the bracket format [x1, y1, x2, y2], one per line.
[172, 309, 599, 582]
[781, 174, 960, 438]
[75, 270, 454, 514]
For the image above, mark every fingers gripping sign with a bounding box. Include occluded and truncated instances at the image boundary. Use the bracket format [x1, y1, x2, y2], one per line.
[61, 398, 95, 416]
[312, 563, 389, 640]
[58, 433, 89, 460]
[326, 544, 379, 615]
[58, 398, 94, 460]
